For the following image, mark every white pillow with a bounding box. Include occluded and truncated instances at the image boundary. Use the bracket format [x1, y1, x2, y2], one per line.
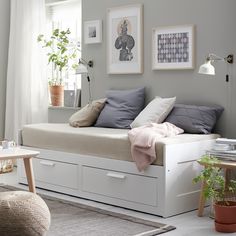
[130, 96, 176, 128]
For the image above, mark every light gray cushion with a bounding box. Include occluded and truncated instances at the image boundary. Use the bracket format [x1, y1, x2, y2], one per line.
[165, 104, 224, 134]
[130, 96, 176, 128]
[95, 87, 145, 129]
[69, 98, 106, 127]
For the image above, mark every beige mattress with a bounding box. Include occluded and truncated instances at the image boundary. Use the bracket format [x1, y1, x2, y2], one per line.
[22, 123, 219, 166]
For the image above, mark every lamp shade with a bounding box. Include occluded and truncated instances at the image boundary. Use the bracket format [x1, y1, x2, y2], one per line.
[75, 64, 88, 74]
[198, 60, 215, 75]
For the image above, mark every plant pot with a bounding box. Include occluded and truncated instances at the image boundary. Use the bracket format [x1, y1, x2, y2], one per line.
[49, 85, 64, 106]
[214, 201, 236, 233]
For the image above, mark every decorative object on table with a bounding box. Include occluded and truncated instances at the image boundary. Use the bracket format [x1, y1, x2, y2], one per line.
[107, 4, 143, 74]
[152, 25, 195, 70]
[193, 155, 236, 233]
[206, 138, 236, 161]
[37, 28, 80, 106]
[216, 138, 236, 145]
[1, 140, 15, 149]
[0, 186, 176, 236]
[0, 191, 51, 236]
[198, 54, 233, 76]
[84, 20, 102, 44]
[76, 59, 94, 104]
[0, 141, 15, 174]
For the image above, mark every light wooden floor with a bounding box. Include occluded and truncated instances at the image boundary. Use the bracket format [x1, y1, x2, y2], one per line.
[0, 168, 227, 236]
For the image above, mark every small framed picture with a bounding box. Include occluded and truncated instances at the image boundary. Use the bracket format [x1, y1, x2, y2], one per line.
[107, 4, 143, 74]
[152, 25, 195, 70]
[84, 20, 102, 44]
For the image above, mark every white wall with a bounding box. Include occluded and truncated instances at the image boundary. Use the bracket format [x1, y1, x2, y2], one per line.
[82, 0, 236, 137]
[0, 0, 10, 139]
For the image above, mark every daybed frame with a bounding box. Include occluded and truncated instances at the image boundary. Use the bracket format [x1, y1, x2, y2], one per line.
[17, 132, 215, 218]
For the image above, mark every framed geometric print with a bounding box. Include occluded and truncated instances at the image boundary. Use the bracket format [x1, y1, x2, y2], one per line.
[152, 25, 195, 70]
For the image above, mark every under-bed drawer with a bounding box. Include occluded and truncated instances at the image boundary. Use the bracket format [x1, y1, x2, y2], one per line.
[82, 166, 158, 206]
[20, 158, 78, 189]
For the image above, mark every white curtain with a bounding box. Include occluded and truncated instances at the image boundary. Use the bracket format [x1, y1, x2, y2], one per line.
[5, 0, 48, 142]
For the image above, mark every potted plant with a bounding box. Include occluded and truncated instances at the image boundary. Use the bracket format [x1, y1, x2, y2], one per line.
[193, 155, 236, 233]
[37, 28, 79, 106]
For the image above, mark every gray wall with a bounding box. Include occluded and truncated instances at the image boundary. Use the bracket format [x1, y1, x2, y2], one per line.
[1, 0, 236, 137]
[48, 106, 80, 123]
[0, 0, 10, 139]
[82, 0, 236, 137]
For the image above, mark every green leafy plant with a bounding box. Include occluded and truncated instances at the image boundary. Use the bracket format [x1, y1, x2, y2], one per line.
[193, 155, 236, 206]
[37, 28, 79, 86]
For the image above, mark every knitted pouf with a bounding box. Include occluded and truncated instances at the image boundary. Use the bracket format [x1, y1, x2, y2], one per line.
[0, 191, 51, 236]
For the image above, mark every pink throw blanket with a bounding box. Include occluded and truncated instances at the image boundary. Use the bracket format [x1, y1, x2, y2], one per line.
[128, 122, 184, 171]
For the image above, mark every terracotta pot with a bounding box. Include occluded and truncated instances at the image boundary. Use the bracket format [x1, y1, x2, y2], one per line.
[49, 85, 64, 106]
[214, 201, 236, 233]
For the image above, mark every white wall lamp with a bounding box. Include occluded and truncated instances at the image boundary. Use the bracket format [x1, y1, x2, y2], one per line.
[199, 54, 234, 137]
[76, 59, 93, 103]
[198, 54, 234, 79]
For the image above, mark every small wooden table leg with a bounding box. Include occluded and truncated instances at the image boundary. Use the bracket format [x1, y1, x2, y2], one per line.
[198, 180, 206, 217]
[23, 157, 36, 193]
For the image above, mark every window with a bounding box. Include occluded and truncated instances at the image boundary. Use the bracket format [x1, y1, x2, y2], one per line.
[46, 0, 82, 90]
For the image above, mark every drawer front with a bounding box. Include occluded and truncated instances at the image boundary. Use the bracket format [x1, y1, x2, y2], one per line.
[21, 158, 78, 189]
[82, 166, 158, 206]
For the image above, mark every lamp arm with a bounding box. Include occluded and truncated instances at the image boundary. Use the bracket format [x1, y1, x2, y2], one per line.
[207, 53, 224, 61]
[208, 53, 233, 64]
[79, 58, 93, 67]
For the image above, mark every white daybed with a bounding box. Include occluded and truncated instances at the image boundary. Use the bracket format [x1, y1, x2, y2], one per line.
[17, 123, 218, 217]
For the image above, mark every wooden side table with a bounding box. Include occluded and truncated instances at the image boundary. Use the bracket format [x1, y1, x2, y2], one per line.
[197, 159, 236, 217]
[0, 147, 39, 193]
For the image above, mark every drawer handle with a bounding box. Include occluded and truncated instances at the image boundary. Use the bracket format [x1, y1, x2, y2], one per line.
[40, 160, 55, 167]
[106, 172, 126, 179]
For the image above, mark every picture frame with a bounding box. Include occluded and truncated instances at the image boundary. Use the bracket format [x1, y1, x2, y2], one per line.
[84, 20, 102, 44]
[107, 4, 143, 74]
[152, 25, 195, 70]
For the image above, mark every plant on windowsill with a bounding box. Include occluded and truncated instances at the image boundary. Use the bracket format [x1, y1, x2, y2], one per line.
[193, 155, 236, 233]
[37, 28, 79, 106]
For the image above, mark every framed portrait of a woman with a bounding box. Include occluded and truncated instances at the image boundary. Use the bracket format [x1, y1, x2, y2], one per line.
[107, 4, 143, 74]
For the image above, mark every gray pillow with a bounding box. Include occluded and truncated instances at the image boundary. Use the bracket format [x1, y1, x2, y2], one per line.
[95, 87, 145, 129]
[165, 104, 224, 134]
